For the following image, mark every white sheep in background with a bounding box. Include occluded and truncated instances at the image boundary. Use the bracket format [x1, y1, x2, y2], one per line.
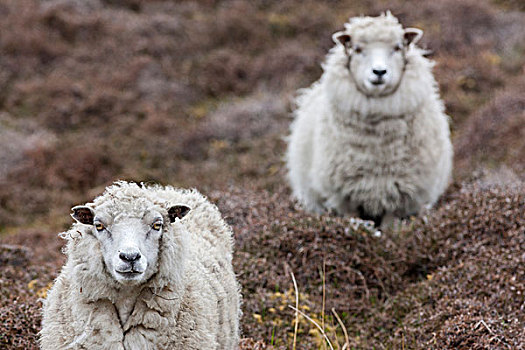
[40, 181, 240, 350]
[286, 12, 453, 227]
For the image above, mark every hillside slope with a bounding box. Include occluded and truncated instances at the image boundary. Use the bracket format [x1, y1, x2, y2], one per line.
[0, 0, 524, 348]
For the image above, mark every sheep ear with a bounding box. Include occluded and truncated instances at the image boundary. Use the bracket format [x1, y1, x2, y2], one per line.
[71, 206, 95, 225]
[404, 28, 423, 46]
[332, 31, 351, 47]
[167, 205, 191, 223]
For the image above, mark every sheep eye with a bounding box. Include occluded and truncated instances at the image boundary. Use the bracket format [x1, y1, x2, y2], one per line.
[354, 46, 363, 54]
[152, 222, 162, 231]
[95, 223, 104, 231]
[394, 44, 402, 52]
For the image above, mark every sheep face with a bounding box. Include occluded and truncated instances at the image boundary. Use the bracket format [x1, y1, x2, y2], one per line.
[333, 15, 423, 97]
[94, 210, 163, 284]
[71, 204, 190, 285]
[349, 38, 406, 97]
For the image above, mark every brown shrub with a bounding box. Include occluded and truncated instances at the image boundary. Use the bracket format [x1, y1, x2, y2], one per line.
[454, 77, 525, 179]
[239, 338, 274, 350]
[41, 3, 105, 43]
[388, 181, 525, 349]
[0, 230, 64, 350]
[0, 139, 121, 226]
[492, 0, 525, 11]
[211, 1, 270, 48]
[13, 140, 120, 191]
[102, 0, 142, 12]
[250, 41, 322, 91]
[215, 180, 524, 348]
[190, 48, 253, 96]
[0, 0, 67, 62]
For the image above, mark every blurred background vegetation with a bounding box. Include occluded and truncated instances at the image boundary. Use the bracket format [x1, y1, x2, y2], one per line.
[0, 0, 523, 348]
[0, 0, 523, 229]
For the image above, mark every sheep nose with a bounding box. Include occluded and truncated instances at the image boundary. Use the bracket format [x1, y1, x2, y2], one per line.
[119, 251, 141, 262]
[372, 69, 387, 77]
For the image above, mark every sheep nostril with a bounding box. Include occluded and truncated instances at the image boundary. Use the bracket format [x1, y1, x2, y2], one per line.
[119, 251, 141, 262]
[373, 69, 387, 77]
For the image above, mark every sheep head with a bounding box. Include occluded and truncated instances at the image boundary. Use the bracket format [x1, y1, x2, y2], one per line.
[71, 203, 190, 286]
[333, 11, 423, 97]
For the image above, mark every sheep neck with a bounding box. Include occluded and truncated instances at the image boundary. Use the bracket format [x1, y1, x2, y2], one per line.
[114, 285, 142, 327]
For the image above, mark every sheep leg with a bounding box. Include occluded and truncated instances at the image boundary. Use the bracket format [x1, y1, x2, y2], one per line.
[357, 205, 384, 227]
[379, 212, 396, 231]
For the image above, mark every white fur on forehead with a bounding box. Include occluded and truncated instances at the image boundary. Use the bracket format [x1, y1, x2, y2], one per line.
[90, 181, 165, 219]
[343, 12, 404, 43]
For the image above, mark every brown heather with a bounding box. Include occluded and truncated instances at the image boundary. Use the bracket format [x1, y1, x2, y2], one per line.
[0, 0, 524, 348]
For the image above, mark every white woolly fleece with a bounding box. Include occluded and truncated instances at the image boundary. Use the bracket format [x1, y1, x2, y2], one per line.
[39, 181, 240, 350]
[286, 13, 453, 222]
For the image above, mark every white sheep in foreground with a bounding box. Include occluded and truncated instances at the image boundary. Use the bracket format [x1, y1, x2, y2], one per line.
[286, 12, 453, 226]
[40, 181, 240, 350]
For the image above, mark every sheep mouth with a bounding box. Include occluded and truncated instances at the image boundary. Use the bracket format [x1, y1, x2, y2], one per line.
[370, 79, 385, 86]
[115, 270, 144, 277]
